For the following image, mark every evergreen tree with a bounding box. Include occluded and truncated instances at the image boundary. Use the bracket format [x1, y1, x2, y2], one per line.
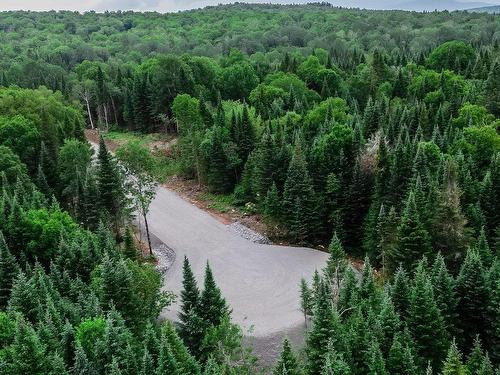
[178, 257, 204, 356]
[0, 231, 19, 309]
[273, 339, 301, 375]
[387, 331, 419, 375]
[264, 182, 281, 219]
[465, 336, 486, 375]
[306, 281, 342, 375]
[390, 266, 411, 321]
[455, 249, 489, 351]
[432, 159, 470, 268]
[485, 61, 499, 117]
[300, 278, 313, 322]
[97, 137, 124, 231]
[367, 340, 388, 375]
[321, 343, 351, 375]
[199, 262, 230, 328]
[476, 227, 493, 265]
[123, 226, 138, 261]
[282, 142, 318, 244]
[442, 340, 467, 375]
[5, 317, 48, 375]
[407, 261, 449, 370]
[397, 191, 432, 270]
[431, 253, 459, 336]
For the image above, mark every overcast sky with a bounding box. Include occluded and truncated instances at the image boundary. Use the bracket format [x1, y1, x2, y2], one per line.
[0, 0, 497, 12]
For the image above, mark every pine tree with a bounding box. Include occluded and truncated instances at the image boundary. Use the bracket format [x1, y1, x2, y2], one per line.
[407, 261, 448, 370]
[97, 137, 124, 231]
[442, 340, 467, 375]
[387, 331, 419, 375]
[6, 317, 48, 375]
[432, 159, 470, 268]
[199, 262, 230, 328]
[485, 61, 499, 117]
[476, 227, 493, 265]
[0, 231, 19, 309]
[397, 191, 432, 270]
[431, 253, 458, 336]
[273, 339, 301, 375]
[321, 343, 351, 375]
[455, 249, 489, 351]
[282, 142, 318, 244]
[390, 266, 411, 321]
[123, 226, 138, 261]
[367, 340, 388, 375]
[300, 278, 313, 321]
[178, 256, 204, 356]
[264, 182, 281, 219]
[306, 281, 342, 375]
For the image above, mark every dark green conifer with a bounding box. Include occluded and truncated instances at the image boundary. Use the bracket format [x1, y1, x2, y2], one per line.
[273, 339, 301, 375]
[178, 257, 203, 355]
[407, 261, 449, 369]
[397, 191, 432, 270]
[455, 249, 489, 350]
[199, 262, 230, 328]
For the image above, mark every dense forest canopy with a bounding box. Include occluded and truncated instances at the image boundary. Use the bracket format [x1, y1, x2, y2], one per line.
[0, 3, 499, 375]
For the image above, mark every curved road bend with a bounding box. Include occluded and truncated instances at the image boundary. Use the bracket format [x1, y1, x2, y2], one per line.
[149, 187, 328, 362]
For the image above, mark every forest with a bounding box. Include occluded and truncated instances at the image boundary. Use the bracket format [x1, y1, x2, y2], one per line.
[0, 2, 499, 375]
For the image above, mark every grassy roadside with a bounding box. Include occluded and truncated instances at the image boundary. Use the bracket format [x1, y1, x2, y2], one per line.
[103, 130, 182, 182]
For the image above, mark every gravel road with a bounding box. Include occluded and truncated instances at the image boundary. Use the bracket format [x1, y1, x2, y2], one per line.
[149, 187, 328, 363]
[89, 138, 328, 365]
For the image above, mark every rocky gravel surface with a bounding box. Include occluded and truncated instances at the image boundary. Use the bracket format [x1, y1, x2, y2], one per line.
[153, 244, 176, 277]
[227, 222, 272, 244]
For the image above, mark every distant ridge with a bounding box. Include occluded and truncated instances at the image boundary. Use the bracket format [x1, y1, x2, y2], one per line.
[393, 0, 492, 11]
[467, 4, 500, 12]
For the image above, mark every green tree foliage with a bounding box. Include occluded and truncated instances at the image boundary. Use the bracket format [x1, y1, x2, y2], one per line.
[273, 339, 301, 375]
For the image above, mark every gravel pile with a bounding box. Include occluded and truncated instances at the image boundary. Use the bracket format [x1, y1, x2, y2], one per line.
[153, 244, 176, 277]
[228, 222, 272, 244]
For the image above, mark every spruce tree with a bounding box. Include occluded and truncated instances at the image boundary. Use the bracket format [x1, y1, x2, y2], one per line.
[300, 278, 313, 322]
[273, 339, 301, 375]
[0, 231, 19, 309]
[407, 261, 448, 370]
[455, 249, 489, 351]
[367, 340, 388, 375]
[387, 331, 419, 375]
[199, 262, 230, 328]
[324, 232, 347, 285]
[432, 158, 470, 268]
[485, 61, 499, 117]
[306, 281, 342, 375]
[162, 322, 201, 375]
[431, 253, 459, 337]
[264, 182, 281, 219]
[442, 340, 467, 375]
[390, 266, 411, 321]
[397, 191, 432, 270]
[178, 256, 204, 356]
[97, 137, 124, 231]
[282, 142, 318, 244]
[321, 343, 351, 375]
[123, 226, 138, 261]
[465, 336, 486, 375]
[6, 317, 48, 375]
